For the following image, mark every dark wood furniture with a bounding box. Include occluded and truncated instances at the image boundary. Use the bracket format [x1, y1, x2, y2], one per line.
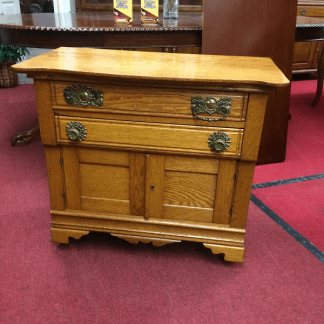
[12, 47, 288, 262]
[296, 16, 324, 106]
[202, 0, 298, 165]
[293, 1, 324, 74]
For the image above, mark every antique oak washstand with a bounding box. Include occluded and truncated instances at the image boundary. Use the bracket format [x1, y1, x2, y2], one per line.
[12, 47, 289, 262]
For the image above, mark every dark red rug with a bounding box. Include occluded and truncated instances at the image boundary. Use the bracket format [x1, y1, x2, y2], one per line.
[253, 79, 324, 253]
[254, 79, 324, 184]
[1, 83, 324, 323]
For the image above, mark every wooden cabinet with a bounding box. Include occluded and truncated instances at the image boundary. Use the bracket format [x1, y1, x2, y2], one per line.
[12, 47, 288, 262]
[293, 1, 324, 73]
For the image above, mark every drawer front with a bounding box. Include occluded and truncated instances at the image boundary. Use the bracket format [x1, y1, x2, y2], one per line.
[53, 82, 248, 123]
[297, 6, 324, 17]
[56, 116, 243, 157]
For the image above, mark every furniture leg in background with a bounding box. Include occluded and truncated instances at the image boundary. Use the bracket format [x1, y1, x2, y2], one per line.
[11, 125, 40, 146]
[312, 42, 324, 107]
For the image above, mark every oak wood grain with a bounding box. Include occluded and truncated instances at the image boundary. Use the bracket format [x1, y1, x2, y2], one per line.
[56, 116, 243, 157]
[44, 146, 65, 211]
[145, 154, 165, 219]
[213, 159, 237, 225]
[62, 146, 82, 210]
[12, 47, 289, 89]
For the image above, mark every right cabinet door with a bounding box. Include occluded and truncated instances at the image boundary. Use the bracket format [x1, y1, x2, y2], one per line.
[145, 154, 238, 225]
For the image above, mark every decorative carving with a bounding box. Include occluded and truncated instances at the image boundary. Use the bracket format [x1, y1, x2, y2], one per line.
[191, 96, 232, 122]
[66, 121, 87, 142]
[3, 25, 202, 32]
[63, 85, 104, 107]
[208, 132, 231, 152]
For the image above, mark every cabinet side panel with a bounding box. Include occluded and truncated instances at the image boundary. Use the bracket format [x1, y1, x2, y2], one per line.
[241, 93, 268, 162]
[230, 161, 255, 229]
[62, 146, 82, 210]
[34, 80, 56, 145]
[213, 159, 237, 224]
[44, 146, 65, 210]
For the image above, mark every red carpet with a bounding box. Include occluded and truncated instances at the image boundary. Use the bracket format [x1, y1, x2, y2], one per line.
[1, 83, 324, 323]
[253, 79, 324, 252]
[254, 79, 324, 184]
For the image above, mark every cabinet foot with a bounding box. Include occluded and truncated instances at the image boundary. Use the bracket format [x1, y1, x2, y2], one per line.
[51, 228, 90, 244]
[203, 243, 245, 262]
[111, 234, 181, 247]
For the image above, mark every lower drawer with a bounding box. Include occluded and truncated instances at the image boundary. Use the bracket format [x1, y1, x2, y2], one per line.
[55, 116, 243, 157]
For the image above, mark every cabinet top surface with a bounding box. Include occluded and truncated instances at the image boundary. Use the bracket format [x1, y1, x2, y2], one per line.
[13, 47, 289, 88]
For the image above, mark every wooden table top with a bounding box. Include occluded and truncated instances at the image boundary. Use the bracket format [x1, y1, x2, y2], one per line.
[13, 47, 289, 89]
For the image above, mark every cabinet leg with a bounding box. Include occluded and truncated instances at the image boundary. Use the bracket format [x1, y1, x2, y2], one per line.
[51, 228, 89, 244]
[203, 243, 245, 262]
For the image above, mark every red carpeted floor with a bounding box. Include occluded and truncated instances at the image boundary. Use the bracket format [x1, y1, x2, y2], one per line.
[253, 79, 324, 252]
[1, 82, 324, 323]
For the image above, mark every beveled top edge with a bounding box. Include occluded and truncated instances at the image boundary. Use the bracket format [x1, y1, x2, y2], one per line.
[12, 47, 289, 88]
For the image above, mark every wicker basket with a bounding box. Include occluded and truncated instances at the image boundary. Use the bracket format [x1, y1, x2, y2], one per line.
[0, 62, 18, 88]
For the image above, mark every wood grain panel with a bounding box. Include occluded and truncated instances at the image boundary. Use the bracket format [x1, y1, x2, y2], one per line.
[213, 159, 237, 224]
[163, 171, 217, 208]
[241, 93, 268, 162]
[62, 146, 82, 210]
[81, 196, 130, 215]
[129, 153, 145, 216]
[56, 116, 243, 157]
[145, 154, 165, 219]
[44, 146, 65, 210]
[14, 47, 289, 90]
[163, 205, 213, 223]
[79, 163, 129, 200]
[165, 155, 219, 174]
[33, 80, 56, 145]
[54, 82, 248, 121]
[78, 148, 129, 166]
[230, 162, 256, 229]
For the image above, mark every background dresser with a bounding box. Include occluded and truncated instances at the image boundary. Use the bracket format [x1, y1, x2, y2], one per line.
[13, 47, 288, 262]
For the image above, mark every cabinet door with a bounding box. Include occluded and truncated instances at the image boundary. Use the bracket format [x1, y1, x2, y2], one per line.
[145, 154, 237, 225]
[62, 147, 145, 216]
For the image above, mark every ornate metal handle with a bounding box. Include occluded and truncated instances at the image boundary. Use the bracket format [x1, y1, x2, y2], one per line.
[191, 96, 232, 122]
[66, 121, 87, 142]
[64, 85, 104, 107]
[208, 132, 231, 152]
[300, 9, 307, 15]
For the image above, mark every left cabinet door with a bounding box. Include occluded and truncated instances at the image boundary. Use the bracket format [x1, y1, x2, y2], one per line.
[61, 147, 146, 217]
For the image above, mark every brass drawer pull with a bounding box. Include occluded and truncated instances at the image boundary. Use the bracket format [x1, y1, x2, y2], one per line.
[66, 121, 87, 141]
[63, 85, 104, 107]
[208, 132, 231, 152]
[191, 96, 232, 122]
[300, 9, 307, 15]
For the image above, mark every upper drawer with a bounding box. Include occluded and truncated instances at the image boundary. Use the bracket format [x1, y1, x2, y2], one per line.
[52, 82, 248, 123]
[56, 116, 243, 157]
[297, 6, 324, 17]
